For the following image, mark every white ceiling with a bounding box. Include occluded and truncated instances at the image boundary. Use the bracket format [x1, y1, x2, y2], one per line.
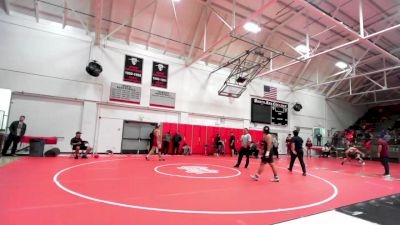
[2, 0, 400, 105]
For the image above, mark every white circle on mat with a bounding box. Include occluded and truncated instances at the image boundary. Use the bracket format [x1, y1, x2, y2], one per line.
[53, 159, 339, 215]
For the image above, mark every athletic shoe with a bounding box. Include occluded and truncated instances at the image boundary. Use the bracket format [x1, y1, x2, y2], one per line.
[302, 173, 306, 176]
[341, 161, 344, 165]
[288, 168, 292, 172]
[233, 165, 239, 168]
[145, 156, 150, 161]
[82, 155, 87, 159]
[361, 162, 365, 166]
[250, 174, 259, 181]
[383, 174, 391, 177]
[74, 155, 79, 159]
[159, 158, 165, 161]
[270, 177, 279, 182]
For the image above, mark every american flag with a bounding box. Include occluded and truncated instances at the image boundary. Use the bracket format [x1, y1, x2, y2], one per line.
[264, 85, 277, 99]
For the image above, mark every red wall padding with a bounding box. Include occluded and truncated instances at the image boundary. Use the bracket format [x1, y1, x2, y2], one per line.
[162, 123, 263, 155]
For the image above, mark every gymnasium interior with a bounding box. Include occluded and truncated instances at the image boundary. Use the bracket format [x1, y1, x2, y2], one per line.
[0, 0, 399, 224]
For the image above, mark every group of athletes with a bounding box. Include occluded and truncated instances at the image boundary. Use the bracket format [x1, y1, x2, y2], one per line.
[145, 124, 391, 181]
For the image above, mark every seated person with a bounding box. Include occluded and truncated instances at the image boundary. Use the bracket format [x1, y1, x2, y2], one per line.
[182, 143, 192, 156]
[321, 142, 331, 157]
[341, 145, 365, 165]
[216, 139, 225, 156]
[71, 131, 92, 159]
[249, 142, 260, 158]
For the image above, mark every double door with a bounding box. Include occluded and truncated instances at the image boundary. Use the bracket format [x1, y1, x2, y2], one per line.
[121, 121, 156, 154]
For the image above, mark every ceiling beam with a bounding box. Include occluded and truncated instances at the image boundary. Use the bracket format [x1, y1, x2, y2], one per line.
[355, 97, 400, 106]
[186, 4, 209, 62]
[295, 64, 400, 91]
[34, 0, 39, 22]
[94, 0, 103, 46]
[125, 0, 137, 44]
[2, 0, 10, 15]
[62, 0, 68, 28]
[294, 0, 400, 64]
[186, 0, 278, 67]
[146, 1, 158, 50]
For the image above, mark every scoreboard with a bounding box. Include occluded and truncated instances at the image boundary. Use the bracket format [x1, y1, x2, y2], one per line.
[251, 98, 288, 126]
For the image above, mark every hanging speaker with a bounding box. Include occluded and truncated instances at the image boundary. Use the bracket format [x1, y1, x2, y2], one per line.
[293, 103, 302, 112]
[86, 60, 103, 77]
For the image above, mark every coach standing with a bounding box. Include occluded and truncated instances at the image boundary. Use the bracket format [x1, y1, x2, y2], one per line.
[2, 115, 27, 156]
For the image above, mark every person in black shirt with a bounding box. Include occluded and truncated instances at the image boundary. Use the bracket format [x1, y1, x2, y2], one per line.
[288, 130, 306, 176]
[316, 132, 322, 146]
[70, 131, 92, 159]
[229, 132, 236, 156]
[173, 131, 182, 155]
[2, 115, 27, 156]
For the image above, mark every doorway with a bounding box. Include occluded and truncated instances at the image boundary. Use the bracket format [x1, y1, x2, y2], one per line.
[121, 121, 157, 154]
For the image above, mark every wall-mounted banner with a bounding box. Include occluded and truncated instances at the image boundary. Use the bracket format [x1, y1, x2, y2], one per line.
[150, 89, 175, 109]
[124, 55, 143, 84]
[110, 82, 141, 104]
[151, 61, 168, 88]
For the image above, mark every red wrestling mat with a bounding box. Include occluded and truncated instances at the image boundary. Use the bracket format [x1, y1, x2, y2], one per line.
[0, 155, 399, 225]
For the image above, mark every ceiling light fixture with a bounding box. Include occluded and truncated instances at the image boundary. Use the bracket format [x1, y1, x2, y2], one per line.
[295, 44, 309, 54]
[243, 22, 261, 33]
[335, 61, 348, 69]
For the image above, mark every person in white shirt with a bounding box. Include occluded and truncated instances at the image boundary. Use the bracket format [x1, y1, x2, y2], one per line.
[234, 128, 252, 168]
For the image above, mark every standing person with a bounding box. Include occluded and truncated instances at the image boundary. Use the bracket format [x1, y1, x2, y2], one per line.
[305, 138, 313, 158]
[285, 134, 292, 155]
[146, 125, 165, 161]
[288, 130, 306, 176]
[272, 134, 279, 159]
[172, 131, 182, 155]
[149, 129, 154, 151]
[2, 115, 27, 156]
[162, 131, 172, 155]
[377, 133, 390, 177]
[316, 132, 322, 146]
[250, 126, 279, 182]
[229, 132, 236, 157]
[233, 128, 252, 168]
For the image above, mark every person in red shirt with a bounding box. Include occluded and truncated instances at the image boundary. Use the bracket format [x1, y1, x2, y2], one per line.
[146, 124, 165, 161]
[377, 133, 390, 177]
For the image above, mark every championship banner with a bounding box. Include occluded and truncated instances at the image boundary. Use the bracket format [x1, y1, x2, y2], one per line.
[123, 55, 143, 84]
[151, 61, 168, 88]
[110, 82, 141, 104]
[149, 89, 175, 109]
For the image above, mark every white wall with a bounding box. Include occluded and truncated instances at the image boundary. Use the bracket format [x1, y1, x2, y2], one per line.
[0, 88, 11, 130]
[8, 94, 83, 151]
[0, 12, 367, 153]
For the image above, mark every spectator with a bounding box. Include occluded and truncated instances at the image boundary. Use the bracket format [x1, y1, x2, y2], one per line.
[173, 131, 182, 155]
[305, 138, 312, 158]
[2, 115, 27, 157]
[316, 132, 322, 146]
[285, 134, 292, 155]
[182, 142, 191, 156]
[162, 131, 172, 155]
[229, 132, 236, 156]
[70, 131, 92, 159]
